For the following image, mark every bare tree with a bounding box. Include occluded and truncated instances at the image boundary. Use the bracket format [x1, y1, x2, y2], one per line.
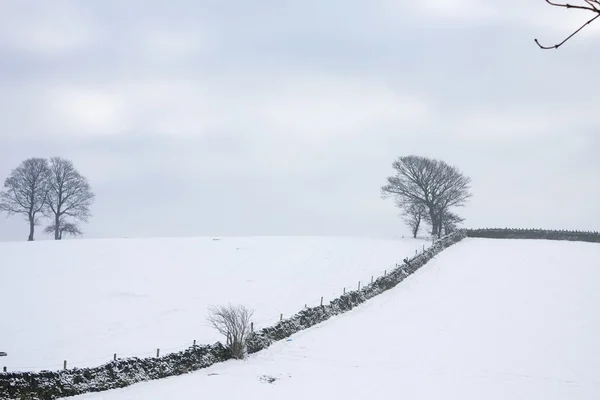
[381, 156, 471, 239]
[207, 304, 254, 359]
[0, 158, 50, 241]
[535, 0, 600, 49]
[44, 219, 83, 240]
[427, 210, 465, 236]
[401, 201, 427, 238]
[46, 157, 95, 240]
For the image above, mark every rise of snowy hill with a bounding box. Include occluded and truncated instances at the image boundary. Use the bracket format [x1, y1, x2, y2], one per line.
[0, 236, 428, 372]
[69, 238, 600, 400]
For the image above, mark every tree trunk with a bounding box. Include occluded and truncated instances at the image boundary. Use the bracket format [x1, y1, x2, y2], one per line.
[412, 219, 420, 238]
[28, 215, 34, 241]
[429, 211, 439, 237]
[435, 213, 444, 239]
[54, 213, 61, 240]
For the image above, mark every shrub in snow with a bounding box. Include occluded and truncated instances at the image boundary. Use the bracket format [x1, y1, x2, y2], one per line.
[207, 304, 254, 359]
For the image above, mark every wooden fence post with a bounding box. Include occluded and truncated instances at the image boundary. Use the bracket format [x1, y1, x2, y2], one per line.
[3, 366, 6, 373]
[320, 296, 323, 306]
[193, 340, 197, 347]
[371, 276, 373, 284]
[156, 349, 160, 358]
[384, 270, 387, 276]
[114, 353, 117, 361]
[280, 313, 283, 321]
[250, 323, 254, 333]
[343, 287, 346, 294]
[358, 281, 361, 291]
[63, 360, 67, 370]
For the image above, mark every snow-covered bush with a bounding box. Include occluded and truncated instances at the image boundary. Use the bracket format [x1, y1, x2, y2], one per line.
[207, 304, 253, 359]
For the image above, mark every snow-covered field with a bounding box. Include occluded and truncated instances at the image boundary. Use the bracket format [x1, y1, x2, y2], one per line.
[0, 236, 428, 372]
[71, 238, 600, 400]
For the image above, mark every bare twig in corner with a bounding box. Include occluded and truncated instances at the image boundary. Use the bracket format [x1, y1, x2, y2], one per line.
[535, 0, 600, 49]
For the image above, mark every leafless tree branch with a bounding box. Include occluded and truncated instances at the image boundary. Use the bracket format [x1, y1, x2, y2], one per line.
[440, 211, 465, 236]
[44, 219, 83, 239]
[535, 0, 600, 49]
[401, 201, 427, 238]
[207, 304, 254, 359]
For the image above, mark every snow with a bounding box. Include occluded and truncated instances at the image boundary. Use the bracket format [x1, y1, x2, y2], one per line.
[0, 236, 428, 372]
[70, 238, 600, 400]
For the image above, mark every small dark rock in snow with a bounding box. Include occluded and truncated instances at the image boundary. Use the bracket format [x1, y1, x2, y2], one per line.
[0, 352, 6, 357]
[260, 375, 277, 384]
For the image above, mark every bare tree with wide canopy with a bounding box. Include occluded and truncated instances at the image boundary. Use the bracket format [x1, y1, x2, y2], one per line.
[46, 157, 95, 240]
[382, 156, 471, 238]
[0, 158, 50, 241]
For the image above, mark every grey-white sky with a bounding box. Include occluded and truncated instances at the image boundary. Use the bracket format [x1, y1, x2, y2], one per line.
[0, 0, 598, 241]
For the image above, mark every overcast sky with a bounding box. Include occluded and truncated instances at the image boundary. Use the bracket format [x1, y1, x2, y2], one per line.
[0, 0, 598, 242]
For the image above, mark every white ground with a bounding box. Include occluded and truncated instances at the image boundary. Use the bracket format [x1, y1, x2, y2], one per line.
[71, 238, 600, 400]
[0, 236, 428, 371]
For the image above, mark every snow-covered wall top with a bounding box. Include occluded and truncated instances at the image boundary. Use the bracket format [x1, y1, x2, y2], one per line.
[0, 231, 467, 400]
[466, 228, 600, 243]
[0, 344, 231, 400]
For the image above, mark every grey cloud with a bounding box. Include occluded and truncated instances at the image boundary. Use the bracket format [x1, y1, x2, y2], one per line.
[0, 0, 598, 242]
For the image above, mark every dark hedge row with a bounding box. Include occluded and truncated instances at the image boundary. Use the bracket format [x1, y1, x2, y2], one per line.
[0, 344, 231, 400]
[246, 230, 467, 353]
[466, 228, 600, 243]
[0, 231, 467, 400]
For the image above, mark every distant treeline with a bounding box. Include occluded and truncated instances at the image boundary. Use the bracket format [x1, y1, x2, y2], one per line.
[466, 228, 600, 243]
